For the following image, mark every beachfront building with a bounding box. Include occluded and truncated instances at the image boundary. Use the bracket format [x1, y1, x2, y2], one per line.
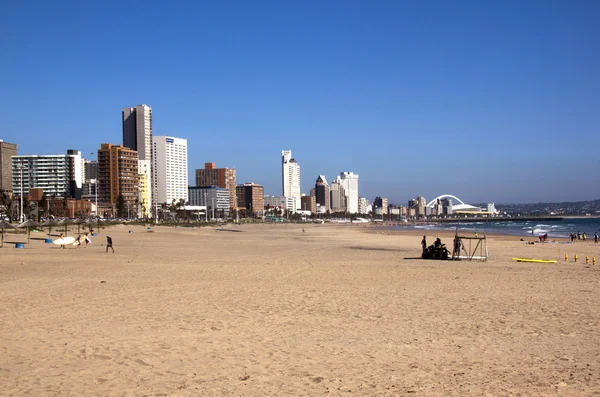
[282, 150, 301, 210]
[97, 144, 139, 216]
[123, 104, 153, 207]
[358, 197, 371, 214]
[11, 150, 83, 198]
[0, 140, 17, 193]
[330, 178, 346, 213]
[373, 197, 388, 216]
[236, 183, 264, 216]
[264, 195, 296, 213]
[339, 172, 359, 214]
[152, 136, 188, 205]
[314, 175, 330, 212]
[188, 186, 230, 218]
[300, 195, 316, 213]
[195, 163, 237, 209]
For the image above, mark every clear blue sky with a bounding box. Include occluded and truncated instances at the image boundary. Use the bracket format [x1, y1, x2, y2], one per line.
[1, 1, 598, 205]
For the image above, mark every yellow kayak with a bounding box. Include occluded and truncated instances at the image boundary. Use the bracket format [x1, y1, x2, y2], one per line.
[512, 258, 557, 264]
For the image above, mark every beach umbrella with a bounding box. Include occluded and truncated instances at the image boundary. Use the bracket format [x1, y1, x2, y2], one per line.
[59, 218, 77, 236]
[0, 220, 16, 248]
[17, 220, 41, 244]
[42, 218, 59, 237]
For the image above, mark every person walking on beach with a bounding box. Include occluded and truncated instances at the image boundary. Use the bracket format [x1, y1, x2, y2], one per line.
[59, 233, 66, 249]
[583, 232, 587, 241]
[84, 232, 91, 248]
[75, 234, 81, 248]
[421, 236, 427, 254]
[595, 232, 598, 244]
[105, 236, 114, 253]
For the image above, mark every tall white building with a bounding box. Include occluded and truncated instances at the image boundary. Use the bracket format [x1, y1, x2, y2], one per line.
[282, 150, 301, 210]
[12, 150, 83, 198]
[358, 197, 371, 214]
[153, 136, 188, 205]
[339, 172, 359, 214]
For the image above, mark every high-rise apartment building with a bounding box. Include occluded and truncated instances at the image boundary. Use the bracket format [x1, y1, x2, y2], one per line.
[12, 150, 83, 198]
[152, 136, 188, 205]
[236, 183, 264, 216]
[122, 104, 153, 161]
[339, 172, 359, 214]
[358, 197, 371, 214]
[123, 104, 153, 209]
[373, 197, 388, 216]
[97, 144, 139, 213]
[300, 195, 316, 213]
[84, 159, 98, 181]
[195, 163, 236, 209]
[282, 150, 301, 210]
[0, 140, 17, 192]
[315, 175, 330, 211]
[330, 177, 346, 212]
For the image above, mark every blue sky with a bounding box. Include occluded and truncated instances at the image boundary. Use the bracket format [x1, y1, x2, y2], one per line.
[1, 1, 598, 204]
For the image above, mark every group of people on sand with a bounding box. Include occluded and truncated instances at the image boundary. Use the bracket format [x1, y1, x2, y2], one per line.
[58, 232, 114, 252]
[568, 231, 598, 243]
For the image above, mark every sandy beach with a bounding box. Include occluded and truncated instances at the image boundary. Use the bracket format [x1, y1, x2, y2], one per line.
[1, 223, 599, 396]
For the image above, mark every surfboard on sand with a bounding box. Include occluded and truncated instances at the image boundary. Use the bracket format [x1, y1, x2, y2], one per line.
[53, 236, 75, 246]
[512, 257, 557, 264]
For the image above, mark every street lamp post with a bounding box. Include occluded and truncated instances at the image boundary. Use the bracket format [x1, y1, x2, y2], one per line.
[19, 160, 24, 222]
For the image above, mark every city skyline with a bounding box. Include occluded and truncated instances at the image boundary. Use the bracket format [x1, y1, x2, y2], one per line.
[1, 2, 599, 204]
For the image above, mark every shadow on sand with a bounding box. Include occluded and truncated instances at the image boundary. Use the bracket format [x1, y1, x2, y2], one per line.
[215, 229, 243, 233]
[346, 246, 408, 253]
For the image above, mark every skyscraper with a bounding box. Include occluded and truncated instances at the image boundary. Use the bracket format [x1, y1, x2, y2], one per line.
[0, 140, 17, 193]
[339, 172, 359, 214]
[122, 104, 152, 161]
[195, 163, 237, 209]
[122, 104, 153, 209]
[330, 176, 346, 212]
[282, 150, 301, 210]
[152, 136, 188, 205]
[314, 175, 330, 211]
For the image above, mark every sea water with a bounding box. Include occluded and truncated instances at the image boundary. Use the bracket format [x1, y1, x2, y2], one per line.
[389, 218, 600, 238]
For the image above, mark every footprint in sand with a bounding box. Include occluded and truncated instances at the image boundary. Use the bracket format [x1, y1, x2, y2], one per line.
[134, 358, 150, 366]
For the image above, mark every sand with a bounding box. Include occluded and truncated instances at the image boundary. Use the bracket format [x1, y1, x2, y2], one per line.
[0, 223, 599, 396]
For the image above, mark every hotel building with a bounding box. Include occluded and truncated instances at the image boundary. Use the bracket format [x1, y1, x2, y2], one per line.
[152, 136, 188, 205]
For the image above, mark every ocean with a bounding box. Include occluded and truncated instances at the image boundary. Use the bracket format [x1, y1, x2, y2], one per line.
[389, 218, 600, 238]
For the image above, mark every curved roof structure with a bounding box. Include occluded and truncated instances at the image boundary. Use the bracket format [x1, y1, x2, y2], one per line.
[427, 194, 483, 212]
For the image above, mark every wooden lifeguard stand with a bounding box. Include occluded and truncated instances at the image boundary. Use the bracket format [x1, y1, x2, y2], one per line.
[452, 233, 488, 261]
